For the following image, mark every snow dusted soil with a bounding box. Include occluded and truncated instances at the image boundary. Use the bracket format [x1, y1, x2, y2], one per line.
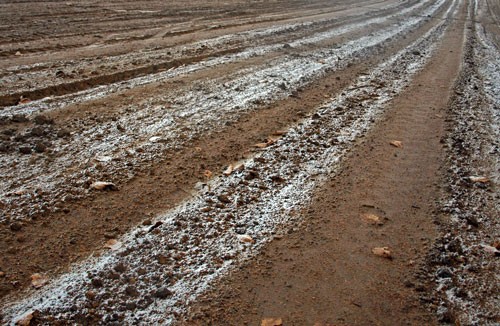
[425, 0, 500, 324]
[0, 0, 498, 324]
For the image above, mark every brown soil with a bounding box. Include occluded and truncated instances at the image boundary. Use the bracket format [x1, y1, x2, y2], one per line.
[0, 0, 441, 299]
[0, 0, 498, 324]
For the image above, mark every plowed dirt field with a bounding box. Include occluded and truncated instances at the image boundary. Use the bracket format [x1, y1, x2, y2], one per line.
[0, 0, 498, 324]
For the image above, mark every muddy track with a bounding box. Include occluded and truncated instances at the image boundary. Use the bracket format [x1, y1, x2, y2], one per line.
[0, 0, 498, 324]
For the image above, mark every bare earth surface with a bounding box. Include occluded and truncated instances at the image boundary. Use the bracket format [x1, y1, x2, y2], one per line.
[0, 0, 498, 325]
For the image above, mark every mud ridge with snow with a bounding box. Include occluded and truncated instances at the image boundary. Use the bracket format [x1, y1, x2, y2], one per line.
[425, 0, 500, 324]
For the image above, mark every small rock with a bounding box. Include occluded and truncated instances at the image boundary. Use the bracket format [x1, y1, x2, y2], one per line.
[0, 142, 10, 153]
[235, 227, 246, 235]
[389, 140, 403, 148]
[56, 128, 71, 138]
[437, 267, 453, 278]
[104, 239, 122, 251]
[465, 215, 479, 227]
[154, 287, 172, 299]
[238, 234, 255, 243]
[125, 286, 139, 297]
[157, 254, 168, 265]
[33, 115, 54, 125]
[217, 194, 231, 204]
[91, 278, 103, 288]
[223, 165, 234, 176]
[114, 263, 127, 273]
[412, 50, 421, 56]
[30, 273, 48, 288]
[30, 127, 46, 137]
[15, 311, 33, 326]
[403, 279, 414, 288]
[261, 318, 283, 326]
[481, 244, 500, 256]
[18, 146, 32, 155]
[245, 170, 259, 180]
[125, 302, 137, 310]
[104, 232, 117, 239]
[34, 142, 46, 153]
[372, 247, 392, 259]
[11, 114, 28, 123]
[91, 182, 118, 191]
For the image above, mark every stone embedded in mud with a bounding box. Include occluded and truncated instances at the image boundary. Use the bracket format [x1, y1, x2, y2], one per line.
[436, 267, 453, 279]
[18, 146, 32, 154]
[34, 142, 46, 153]
[33, 115, 54, 125]
[104, 239, 122, 251]
[91, 181, 118, 191]
[372, 247, 392, 259]
[389, 140, 403, 148]
[261, 318, 283, 326]
[30, 273, 48, 288]
[254, 142, 269, 148]
[9, 222, 23, 232]
[11, 114, 28, 123]
[468, 176, 489, 183]
[362, 213, 384, 225]
[238, 234, 255, 243]
[154, 287, 172, 299]
[125, 286, 140, 297]
[217, 194, 231, 204]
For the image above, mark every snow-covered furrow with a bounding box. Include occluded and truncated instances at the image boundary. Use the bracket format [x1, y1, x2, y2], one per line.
[476, 19, 500, 185]
[0, 0, 435, 115]
[0, 0, 452, 223]
[0, 0, 417, 92]
[430, 1, 499, 324]
[1, 0, 459, 323]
